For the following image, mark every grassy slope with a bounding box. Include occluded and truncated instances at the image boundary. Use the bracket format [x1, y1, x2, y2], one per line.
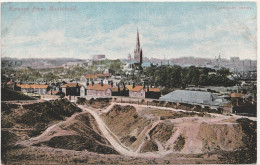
[1, 87, 36, 101]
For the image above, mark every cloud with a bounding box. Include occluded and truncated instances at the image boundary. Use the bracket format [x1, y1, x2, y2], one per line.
[2, 14, 256, 60]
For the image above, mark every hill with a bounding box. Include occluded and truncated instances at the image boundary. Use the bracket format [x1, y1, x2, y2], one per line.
[1, 88, 36, 101]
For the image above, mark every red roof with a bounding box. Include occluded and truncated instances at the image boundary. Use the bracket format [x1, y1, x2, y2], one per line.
[128, 86, 144, 92]
[61, 83, 82, 88]
[96, 73, 110, 77]
[231, 93, 243, 98]
[147, 88, 161, 92]
[126, 85, 160, 92]
[87, 84, 111, 91]
[17, 84, 49, 89]
[85, 74, 98, 79]
[7, 81, 14, 85]
[85, 73, 110, 79]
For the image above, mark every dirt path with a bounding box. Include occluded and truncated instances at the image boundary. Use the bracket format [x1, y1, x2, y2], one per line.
[106, 102, 257, 121]
[78, 105, 171, 158]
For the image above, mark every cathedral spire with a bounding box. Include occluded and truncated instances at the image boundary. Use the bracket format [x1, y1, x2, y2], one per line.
[136, 27, 140, 50]
[134, 28, 143, 64]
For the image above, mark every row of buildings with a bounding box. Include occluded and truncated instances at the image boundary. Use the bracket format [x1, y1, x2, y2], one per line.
[7, 79, 161, 99]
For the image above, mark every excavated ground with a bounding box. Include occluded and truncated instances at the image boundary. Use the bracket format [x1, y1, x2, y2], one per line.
[101, 104, 256, 164]
[2, 101, 256, 164]
[1, 99, 118, 165]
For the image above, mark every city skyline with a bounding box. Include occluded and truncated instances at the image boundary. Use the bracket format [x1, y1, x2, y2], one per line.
[1, 2, 257, 60]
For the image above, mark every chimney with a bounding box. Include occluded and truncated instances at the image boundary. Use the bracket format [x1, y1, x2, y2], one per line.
[133, 83, 135, 88]
[123, 82, 126, 91]
[111, 81, 113, 88]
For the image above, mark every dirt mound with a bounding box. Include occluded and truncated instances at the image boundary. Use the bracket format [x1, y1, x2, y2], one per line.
[40, 135, 117, 154]
[103, 105, 150, 138]
[1, 99, 84, 163]
[102, 105, 150, 150]
[88, 98, 112, 109]
[198, 123, 243, 152]
[139, 108, 205, 120]
[140, 140, 158, 153]
[1, 99, 82, 138]
[31, 112, 118, 154]
[149, 122, 174, 142]
[218, 118, 256, 164]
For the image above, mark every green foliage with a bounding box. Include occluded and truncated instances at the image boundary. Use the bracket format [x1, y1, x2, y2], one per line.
[145, 65, 236, 89]
[1, 88, 37, 101]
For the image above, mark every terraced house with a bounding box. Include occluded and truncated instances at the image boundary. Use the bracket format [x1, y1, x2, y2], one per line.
[127, 84, 161, 99]
[80, 73, 110, 83]
[61, 83, 82, 96]
[87, 83, 112, 97]
[17, 84, 49, 95]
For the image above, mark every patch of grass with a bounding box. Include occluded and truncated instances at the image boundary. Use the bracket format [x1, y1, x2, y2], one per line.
[174, 135, 185, 151]
[1, 87, 36, 101]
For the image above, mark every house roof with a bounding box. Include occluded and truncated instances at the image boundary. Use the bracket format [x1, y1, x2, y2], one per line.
[87, 84, 111, 91]
[17, 84, 49, 89]
[111, 87, 124, 92]
[231, 93, 244, 98]
[6, 81, 14, 85]
[126, 85, 144, 92]
[126, 85, 160, 92]
[96, 73, 110, 77]
[85, 73, 110, 79]
[62, 83, 82, 88]
[146, 88, 161, 92]
[85, 74, 98, 79]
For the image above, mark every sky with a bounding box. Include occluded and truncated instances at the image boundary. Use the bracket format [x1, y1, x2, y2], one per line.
[1, 2, 257, 60]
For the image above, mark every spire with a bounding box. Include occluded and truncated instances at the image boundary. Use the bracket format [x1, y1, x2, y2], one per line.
[134, 27, 143, 64]
[136, 27, 140, 50]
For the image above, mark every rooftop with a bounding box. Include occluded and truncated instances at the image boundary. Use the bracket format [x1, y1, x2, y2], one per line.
[17, 84, 49, 89]
[87, 84, 111, 91]
[61, 83, 82, 88]
[160, 90, 227, 106]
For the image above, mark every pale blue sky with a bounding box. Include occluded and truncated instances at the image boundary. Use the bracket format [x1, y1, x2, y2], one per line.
[1, 2, 257, 60]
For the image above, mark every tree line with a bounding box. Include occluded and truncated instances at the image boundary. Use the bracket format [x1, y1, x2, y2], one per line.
[144, 65, 237, 89]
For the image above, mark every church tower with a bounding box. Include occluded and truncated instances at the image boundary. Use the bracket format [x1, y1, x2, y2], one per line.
[134, 28, 143, 64]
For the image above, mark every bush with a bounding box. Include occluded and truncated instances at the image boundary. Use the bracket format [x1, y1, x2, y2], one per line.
[130, 136, 137, 142]
[77, 97, 86, 105]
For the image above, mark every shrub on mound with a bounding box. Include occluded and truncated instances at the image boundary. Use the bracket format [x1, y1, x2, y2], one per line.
[140, 140, 158, 153]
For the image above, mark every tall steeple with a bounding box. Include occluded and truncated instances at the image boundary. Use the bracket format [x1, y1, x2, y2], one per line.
[136, 28, 140, 50]
[134, 28, 143, 64]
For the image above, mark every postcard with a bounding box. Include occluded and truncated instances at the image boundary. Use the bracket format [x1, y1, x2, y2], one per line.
[1, 2, 257, 164]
